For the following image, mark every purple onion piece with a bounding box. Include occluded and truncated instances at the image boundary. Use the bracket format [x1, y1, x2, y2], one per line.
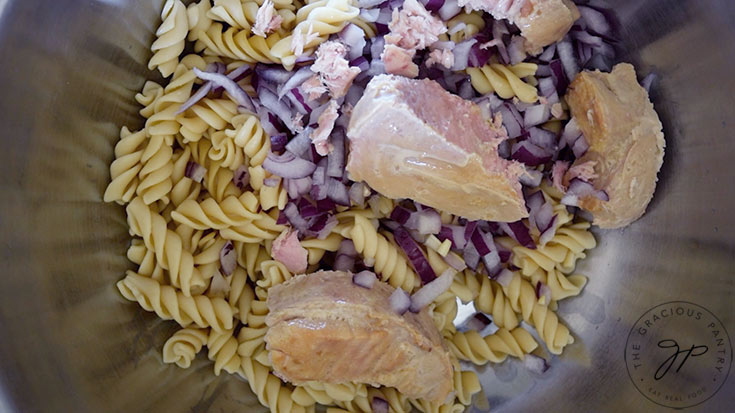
[523, 354, 550, 374]
[390, 206, 412, 225]
[326, 178, 350, 206]
[193, 67, 257, 113]
[339, 24, 367, 61]
[326, 129, 346, 178]
[409, 269, 455, 313]
[352, 270, 378, 289]
[283, 202, 310, 232]
[495, 268, 514, 288]
[219, 241, 236, 276]
[501, 221, 536, 249]
[270, 134, 288, 153]
[389, 288, 411, 315]
[511, 141, 553, 167]
[421, 0, 445, 12]
[177, 82, 212, 114]
[185, 161, 207, 183]
[277, 65, 315, 99]
[233, 165, 249, 190]
[464, 312, 492, 331]
[394, 226, 436, 284]
[463, 242, 481, 270]
[348, 182, 366, 207]
[262, 151, 316, 179]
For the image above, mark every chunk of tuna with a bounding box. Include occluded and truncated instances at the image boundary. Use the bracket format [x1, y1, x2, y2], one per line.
[565, 63, 665, 228]
[265, 271, 453, 402]
[346, 74, 528, 222]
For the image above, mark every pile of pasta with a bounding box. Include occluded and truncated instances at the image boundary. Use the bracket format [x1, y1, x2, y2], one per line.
[105, 0, 598, 412]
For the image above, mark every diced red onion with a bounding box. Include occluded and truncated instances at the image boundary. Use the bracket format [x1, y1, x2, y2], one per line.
[185, 161, 207, 183]
[348, 182, 366, 207]
[349, 56, 370, 72]
[285, 177, 312, 198]
[492, 20, 510, 64]
[177, 82, 212, 114]
[219, 241, 237, 276]
[464, 312, 492, 331]
[524, 104, 551, 127]
[256, 106, 284, 136]
[317, 198, 337, 212]
[535, 281, 551, 305]
[421, 0, 445, 12]
[263, 177, 280, 187]
[528, 127, 557, 151]
[409, 268, 455, 313]
[277, 65, 315, 99]
[470, 228, 492, 256]
[578, 5, 611, 36]
[571, 135, 590, 158]
[482, 249, 501, 274]
[390, 287, 411, 315]
[255, 64, 292, 84]
[258, 87, 298, 133]
[352, 270, 377, 289]
[499, 103, 524, 139]
[376, 7, 392, 25]
[538, 217, 558, 246]
[283, 202, 309, 231]
[519, 168, 543, 187]
[508, 35, 527, 65]
[285, 128, 313, 158]
[269, 134, 288, 153]
[451, 38, 477, 71]
[297, 198, 321, 218]
[339, 24, 367, 61]
[523, 354, 550, 374]
[414, 209, 442, 235]
[549, 59, 569, 95]
[437, 0, 461, 20]
[285, 88, 311, 115]
[193, 67, 257, 113]
[511, 140, 552, 166]
[359, 8, 380, 23]
[557, 40, 579, 82]
[327, 128, 346, 178]
[538, 43, 557, 62]
[390, 206, 412, 225]
[463, 242, 480, 270]
[326, 177, 350, 206]
[263, 151, 316, 179]
[394, 226, 436, 284]
[560, 118, 582, 149]
[312, 162, 327, 187]
[495, 268, 514, 287]
[233, 165, 250, 190]
[443, 252, 467, 271]
[468, 38, 492, 68]
[438, 225, 467, 250]
[500, 221, 536, 249]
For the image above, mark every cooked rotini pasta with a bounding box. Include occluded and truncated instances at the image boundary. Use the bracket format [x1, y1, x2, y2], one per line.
[197, 23, 285, 64]
[149, 0, 188, 77]
[171, 192, 261, 230]
[227, 113, 270, 166]
[126, 197, 208, 296]
[162, 327, 209, 368]
[238, 357, 314, 413]
[207, 327, 242, 375]
[447, 327, 538, 365]
[118, 271, 233, 332]
[104, 127, 147, 205]
[467, 63, 539, 103]
[443, 11, 485, 43]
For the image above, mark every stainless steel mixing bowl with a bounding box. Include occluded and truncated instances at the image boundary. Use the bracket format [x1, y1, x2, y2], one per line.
[0, 1, 732, 412]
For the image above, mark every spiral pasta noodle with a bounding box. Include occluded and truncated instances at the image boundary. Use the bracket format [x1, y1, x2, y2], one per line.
[227, 113, 270, 166]
[206, 328, 242, 375]
[467, 62, 539, 103]
[197, 23, 285, 64]
[474, 274, 520, 330]
[162, 327, 209, 368]
[170, 146, 203, 206]
[118, 271, 233, 333]
[349, 215, 419, 292]
[127, 197, 208, 296]
[104, 127, 147, 205]
[172, 192, 261, 230]
[149, 0, 189, 77]
[447, 327, 538, 365]
[239, 357, 314, 413]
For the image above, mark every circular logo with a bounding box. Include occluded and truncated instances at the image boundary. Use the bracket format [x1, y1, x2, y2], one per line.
[625, 301, 732, 409]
